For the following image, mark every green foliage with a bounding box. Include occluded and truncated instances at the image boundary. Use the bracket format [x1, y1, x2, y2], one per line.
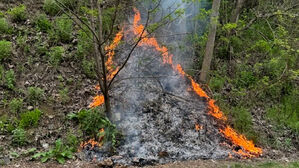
[33, 139, 73, 164]
[234, 71, 257, 88]
[0, 18, 11, 34]
[65, 133, 79, 152]
[0, 115, 17, 134]
[266, 91, 299, 133]
[9, 98, 23, 114]
[27, 87, 44, 104]
[230, 106, 257, 141]
[54, 15, 73, 43]
[12, 128, 27, 146]
[7, 5, 27, 22]
[19, 109, 42, 128]
[5, 69, 15, 90]
[69, 108, 119, 148]
[34, 14, 52, 32]
[43, 0, 60, 16]
[76, 29, 92, 60]
[48, 46, 64, 66]
[0, 40, 12, 61]
[209, 75, 226, 92]
[82, 59, 96, 78]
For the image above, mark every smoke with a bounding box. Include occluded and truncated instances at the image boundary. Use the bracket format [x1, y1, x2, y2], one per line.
[141, 0, 211, 68]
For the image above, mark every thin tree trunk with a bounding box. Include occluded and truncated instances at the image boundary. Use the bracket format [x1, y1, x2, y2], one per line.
[228, 0, 244, 75]
[96, 1, 112, 119]
[200, 0, 221, 83]
[230, 0, 244, 23]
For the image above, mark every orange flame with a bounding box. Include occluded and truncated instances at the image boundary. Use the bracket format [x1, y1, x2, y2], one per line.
[132, 8, 262, 157]
[220, 126, 262, 156]
[89, 30, 124, 108]
[195, 124, 203, 131]
[80, 128, 105, 150]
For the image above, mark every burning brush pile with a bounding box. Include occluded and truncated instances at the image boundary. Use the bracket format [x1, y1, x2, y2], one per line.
[80, 8, 262, 166]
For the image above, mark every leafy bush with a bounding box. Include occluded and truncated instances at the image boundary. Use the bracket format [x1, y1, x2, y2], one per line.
[69, 108, 119, 148]
[5, 69, 15, 90]
[12, 128, 27, 146]
[7, 5, 27, 22]
[33, 139, 73, 164]
[9, 98, 23, 114]
[54, 15, 73, 43]
[27, 87, 44, 104]
[0, 40, 12, 61]
[19, 109, 42, 128]
[0, 18, 11, 34]
[43, 0, 60, 16]
[48, 46, 64, 66]
[35, 14, 52, 32]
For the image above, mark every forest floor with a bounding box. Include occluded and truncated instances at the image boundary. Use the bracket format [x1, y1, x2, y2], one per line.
[3, 159, 299, 168]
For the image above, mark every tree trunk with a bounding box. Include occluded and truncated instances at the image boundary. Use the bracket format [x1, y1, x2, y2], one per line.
[228, 0, 244, 75]
[96, 1, 112, 118]
[230, 0, 244, 23]
[200, 0, 221, 83]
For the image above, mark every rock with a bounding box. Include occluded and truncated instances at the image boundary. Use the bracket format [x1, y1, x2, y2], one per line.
[27, 106, 34, 111]
[42, 143, 49, 149]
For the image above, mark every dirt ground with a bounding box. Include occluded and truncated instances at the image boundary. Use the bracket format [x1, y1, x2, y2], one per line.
[3, 158, 299, 168]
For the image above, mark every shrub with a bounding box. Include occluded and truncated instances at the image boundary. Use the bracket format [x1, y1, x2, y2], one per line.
[69, 108, 119, 148]
[19, 109, 42, 128]
[33, 139, 73, 164]
[55, 15, 73, 43]
[48, 46, 64, 66]
[7, 4, 27, 22]
[0, 40, 12, 61]
[0, 18, 10, 34]
[12, 128, 27, 146]
[35, 14, 52, 32]
[27, 87, 44, 104]
[43, 0, 60, 16]
[5, 69, 15, 90]
[9, 98, 23, 114]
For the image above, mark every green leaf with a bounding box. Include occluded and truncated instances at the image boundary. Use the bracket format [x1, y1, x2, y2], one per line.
[57, 157, 65, 164]
[41, 156, 49, 163]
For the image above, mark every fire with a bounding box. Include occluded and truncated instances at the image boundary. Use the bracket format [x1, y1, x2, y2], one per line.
[220, 126, 262, 156]
[195, 124, 203, 131]
[80, 128, 105, 150]
[89, 29, 124, 108]
[131, 8, 262, 157]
